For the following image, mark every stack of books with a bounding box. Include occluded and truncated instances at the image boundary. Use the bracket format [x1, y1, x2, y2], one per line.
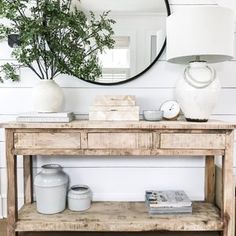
[16, 112, 75, 123]
[145, 190, 192, 215]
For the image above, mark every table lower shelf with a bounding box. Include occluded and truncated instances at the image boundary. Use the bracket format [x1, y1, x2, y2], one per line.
[16, 202, 223, 232]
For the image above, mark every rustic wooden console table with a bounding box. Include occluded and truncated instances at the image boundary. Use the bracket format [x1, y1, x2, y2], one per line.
[2, 120, 235, 236]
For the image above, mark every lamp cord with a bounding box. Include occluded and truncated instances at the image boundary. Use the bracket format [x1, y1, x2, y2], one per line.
[184, 64, 216, 89]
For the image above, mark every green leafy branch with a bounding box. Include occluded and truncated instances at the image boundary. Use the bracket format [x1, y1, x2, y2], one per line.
[0, 0, 116, 82]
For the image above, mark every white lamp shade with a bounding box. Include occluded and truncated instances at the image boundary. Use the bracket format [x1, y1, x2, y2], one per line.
[166, 7, 235, 64]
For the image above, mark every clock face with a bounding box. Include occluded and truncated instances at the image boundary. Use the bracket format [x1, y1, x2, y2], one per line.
[160, 100, 180, 120]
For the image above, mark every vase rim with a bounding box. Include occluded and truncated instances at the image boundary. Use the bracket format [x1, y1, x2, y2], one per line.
[70, 185, 90, 194]
[41, 164, 62, 173]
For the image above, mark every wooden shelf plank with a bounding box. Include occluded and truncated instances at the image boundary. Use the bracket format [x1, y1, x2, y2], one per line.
[1, 120, 235, 130]
[14, 149, 225, 156]
[16, 202, 223, 232]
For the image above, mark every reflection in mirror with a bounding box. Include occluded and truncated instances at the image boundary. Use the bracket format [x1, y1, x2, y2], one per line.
[76, 0, 169, 84]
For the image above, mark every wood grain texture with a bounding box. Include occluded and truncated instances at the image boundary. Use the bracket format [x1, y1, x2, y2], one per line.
[3, 120, 236, 235]
[0, 220, 220, 236]
[6, 129, 17, 236]
[14, 132, 81, 149]
[1, 120, 235, 130]
[23, 156, 33, 204]
[160, 134, 225, 149]
[215, 165, 223, 210]
[222, 131, 235, 236]
[215, 165, 236, 236]
[87, 133, 153, 149]
[205, 156, 216, 203]
[0, 221, 221, 236]
[13, 148, 225, 156]
[0, 0, 235, 233]
[16, 202, 223, 232]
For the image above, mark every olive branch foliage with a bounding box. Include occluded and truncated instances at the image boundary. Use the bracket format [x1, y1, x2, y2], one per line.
[0, 0, 116, 82]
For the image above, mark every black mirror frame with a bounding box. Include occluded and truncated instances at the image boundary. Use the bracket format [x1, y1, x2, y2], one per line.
[81, 0, 171, 86]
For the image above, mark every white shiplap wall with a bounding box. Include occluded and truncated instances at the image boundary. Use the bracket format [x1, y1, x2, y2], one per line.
[0, 0, 235, 220]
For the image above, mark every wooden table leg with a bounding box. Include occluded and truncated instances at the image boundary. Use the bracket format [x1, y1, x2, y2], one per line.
[6, 129, 18, 236]
[205, 155, 216, 203]
[222, 130, 235, 236]
[23, 155, 33, 204]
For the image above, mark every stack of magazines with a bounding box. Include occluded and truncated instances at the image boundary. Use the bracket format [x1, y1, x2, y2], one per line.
[145, 190, 192, 215]
[16, 112, 75, 123]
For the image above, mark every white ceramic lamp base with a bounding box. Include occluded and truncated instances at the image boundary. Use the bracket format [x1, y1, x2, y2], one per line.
[176, 62, 220, 122]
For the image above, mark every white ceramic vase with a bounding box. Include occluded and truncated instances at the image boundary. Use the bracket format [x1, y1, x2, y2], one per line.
[34, 164, 69, 214]
[32, 80, 64, 113]
[68, 185, 92, 212]
[176, 62, 220, 122]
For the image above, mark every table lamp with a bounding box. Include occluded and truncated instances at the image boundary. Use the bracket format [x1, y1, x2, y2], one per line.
[166, 7, 235, 122]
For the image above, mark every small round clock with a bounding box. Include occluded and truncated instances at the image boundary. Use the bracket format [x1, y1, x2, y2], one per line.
[160, 100, 181, 120]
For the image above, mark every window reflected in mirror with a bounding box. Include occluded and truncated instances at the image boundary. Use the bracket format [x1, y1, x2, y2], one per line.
[98, 36, 130, 83]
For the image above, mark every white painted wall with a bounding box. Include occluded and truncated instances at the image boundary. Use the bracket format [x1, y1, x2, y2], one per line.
[0, 1, 235, 229]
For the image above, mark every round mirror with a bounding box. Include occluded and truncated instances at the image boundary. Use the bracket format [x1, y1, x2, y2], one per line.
[77, 0, 170, 85]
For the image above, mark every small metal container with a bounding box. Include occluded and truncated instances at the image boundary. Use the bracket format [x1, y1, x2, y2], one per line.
[68, 185, 92, 212]
[143, 110, 163, 121]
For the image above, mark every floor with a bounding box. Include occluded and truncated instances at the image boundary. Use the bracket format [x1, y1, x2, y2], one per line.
[0, 220, 6, 236]
[0, 220, 219, 236]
